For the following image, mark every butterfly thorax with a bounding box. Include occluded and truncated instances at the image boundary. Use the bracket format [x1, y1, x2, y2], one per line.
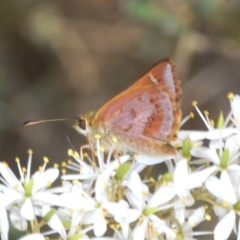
[73, 111, 121, 153]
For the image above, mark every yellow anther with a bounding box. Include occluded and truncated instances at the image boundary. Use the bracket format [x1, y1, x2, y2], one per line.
[83, 152, 88, 157]
[53, 163, 59, 168]
[62, 168, 66, 174]
[192, 142, 199, 147]
[43, 157, 49, 163]
[227, 92, 234, 99]
[15, 157, 20, 162]
[80, 208, 86, 213]
[191, 100, 198, 106]
[142, 190, 148, 195]
[61, 162, 67, 167]
[210, 119, 214, 127]
[73, 151, 79, 157]
[112, 136, 118, 143]
[109, 224, 115, 229]
[174, 142, 181, 148]
[67, 159, 72, 164]
[28, 149, 33, 154]
[115, 224, 121, 229]
[68, 149, 73, 156]
[205, 214, 211, 221]
[161, 180, 167, 186]
[39, 166, 44, 171]
[94, 134, 101, 139]
[72, 179, 79, 184]
[189, 112, 194, 118]
[139, 217, 144, 223]
[75, 225, 81, 232]
[222, 201, 228, 207]
[70, 208, 75, 213]
[99, 146, 105, 152]
[102, 209, 108, 217]
[188, 220, 196, 227]
[149, 177, 155, 183]
[204, 110, 209, 115]
[47, 181, 52, 187]
[181, 198, 187, 204]
[133, 153, 139, 158]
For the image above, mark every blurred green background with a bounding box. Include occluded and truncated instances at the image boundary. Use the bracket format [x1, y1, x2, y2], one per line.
[1, 0, 240, 169]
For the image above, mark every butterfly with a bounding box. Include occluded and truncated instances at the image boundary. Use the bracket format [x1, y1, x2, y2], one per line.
[73, 58, 182, 156]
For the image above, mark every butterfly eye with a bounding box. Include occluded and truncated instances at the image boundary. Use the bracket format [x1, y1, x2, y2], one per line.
[79, 118, 86, 130]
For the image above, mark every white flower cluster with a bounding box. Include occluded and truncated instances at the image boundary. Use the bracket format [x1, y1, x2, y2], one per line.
[0, 94, 240, 240]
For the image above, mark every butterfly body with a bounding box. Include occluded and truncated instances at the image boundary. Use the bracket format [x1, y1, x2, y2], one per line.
[73, 58, 181, 156]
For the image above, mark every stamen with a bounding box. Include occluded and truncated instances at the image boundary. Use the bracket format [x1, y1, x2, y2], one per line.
[227, 92, 234, 99]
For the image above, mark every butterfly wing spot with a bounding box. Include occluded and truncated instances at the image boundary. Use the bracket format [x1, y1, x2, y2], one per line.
[131, 109, 136, 118]
[149, 73, 158, 85]
[148, 117, 153, 122]
[122, 124, 132, 132]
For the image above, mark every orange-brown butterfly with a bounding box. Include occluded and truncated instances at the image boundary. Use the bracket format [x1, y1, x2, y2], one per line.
[73, 58, 182, 156]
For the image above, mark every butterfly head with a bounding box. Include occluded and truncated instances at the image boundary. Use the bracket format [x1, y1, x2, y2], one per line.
[73, 111, 97, 136]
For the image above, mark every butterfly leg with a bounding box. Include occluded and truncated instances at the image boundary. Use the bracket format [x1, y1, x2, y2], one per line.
[86, 134, 97, 168]
[105, 135, 122, 165]
[80, 144, 91, 159]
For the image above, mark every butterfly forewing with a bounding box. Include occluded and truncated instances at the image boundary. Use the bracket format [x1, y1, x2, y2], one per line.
[91, 58, 181, 155]
[129, 58, 181, 98]
[100, 87, 173, 139]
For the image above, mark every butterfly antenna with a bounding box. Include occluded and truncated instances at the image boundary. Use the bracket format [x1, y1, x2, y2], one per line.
[22, 118, 74, 127]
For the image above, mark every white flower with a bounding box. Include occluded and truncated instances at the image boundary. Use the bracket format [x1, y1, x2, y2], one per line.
[172, 159, 195, 226]
[41, 206, 93, 239]
[186, 140, 240, 189]
[0, 150, 65, 230]
[205, 171, 240, 240]
[230, 94, 240, 130]
[61, 170, 119, 237]
[121, 171, 177, 239]
[62, 144, 131, 191]
[0, 207, 9, 240]
[17, 233, 45, 240]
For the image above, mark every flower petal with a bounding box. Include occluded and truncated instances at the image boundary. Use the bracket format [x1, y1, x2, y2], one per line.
[32, 168, 59, 194]
[214, 210, 235, 240]
[18, 233, 45, 240]
[20, 198, 35, 220]
[10, 207, 28, 231]
[0, 208, 9, 240]
[191, 147, 219, 165]
[184, 166, 217, 189]
[136, 154, 172, 165]
[148, 184, 175, 207]
[94, 209, 107, 237]
[178, 130, 207, 141]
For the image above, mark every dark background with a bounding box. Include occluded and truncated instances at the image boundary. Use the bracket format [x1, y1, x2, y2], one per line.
[1, 0, 240, 170]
